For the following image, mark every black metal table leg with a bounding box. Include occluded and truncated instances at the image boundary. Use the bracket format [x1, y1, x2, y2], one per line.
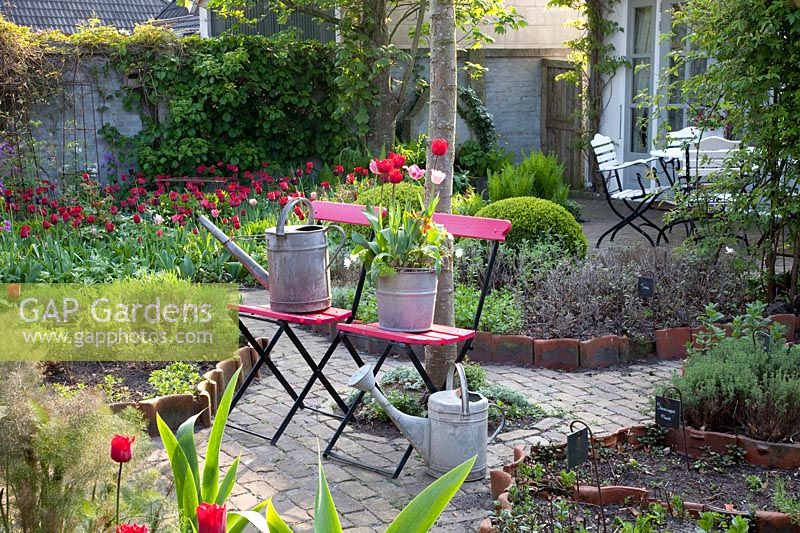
[270, 330, 347, 445]
[323, 342, 393, 465]
[284, 326, 350, 413]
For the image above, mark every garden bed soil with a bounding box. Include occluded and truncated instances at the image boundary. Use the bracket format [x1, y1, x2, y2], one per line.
[42, 360, 218, 401]
[486, 427, 800, 532]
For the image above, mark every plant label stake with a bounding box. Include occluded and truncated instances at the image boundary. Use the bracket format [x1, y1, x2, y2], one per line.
[752, 325, 771, 352]
[656, 386, 690, 470]
[568, 421, 607, 533]
[637, 271, 655, 299]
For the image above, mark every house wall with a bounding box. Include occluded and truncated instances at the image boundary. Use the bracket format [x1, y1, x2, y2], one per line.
[402, 49, 566, 160]
[391, 0, 580, 49]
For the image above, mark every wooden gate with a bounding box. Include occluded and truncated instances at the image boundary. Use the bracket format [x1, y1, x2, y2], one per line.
[541, 59, 583, 189]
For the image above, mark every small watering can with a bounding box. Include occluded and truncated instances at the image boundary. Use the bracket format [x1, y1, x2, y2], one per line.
[266, 197, 346, 312]
[348, 362, 505, 481]
[198, 197, 345, 313]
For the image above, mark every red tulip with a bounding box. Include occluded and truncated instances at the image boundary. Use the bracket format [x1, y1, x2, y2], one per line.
[42, 220, 51, 230]
[156, 229, 164, 237]
[431, 138, 449, 156]
[110, 434, 134, 463]
[196, 503, 226, 533]
[105, 222, 115, 233]
[87, 215, 96, 223]
[116, 523, 149, 533]
[387, 169, 403, 184]
[390, 152, 405, 169]
[19, 225, 30, 238]
[133, 214, 142, 224]
[376, 158, 393, 174]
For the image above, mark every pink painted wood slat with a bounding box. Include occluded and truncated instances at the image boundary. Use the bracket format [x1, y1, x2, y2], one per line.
[337, 322, 475, 346]
[230, 303, 352, 325]
[432, 212, 511, 241]
[312, 201, 381, 226]
[313, 201, 511, 241]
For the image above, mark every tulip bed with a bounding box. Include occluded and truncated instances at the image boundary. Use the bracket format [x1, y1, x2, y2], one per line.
[0, 161, 362, 283]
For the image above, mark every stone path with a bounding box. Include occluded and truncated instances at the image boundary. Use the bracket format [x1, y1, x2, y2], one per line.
[195, 293, 681, 532]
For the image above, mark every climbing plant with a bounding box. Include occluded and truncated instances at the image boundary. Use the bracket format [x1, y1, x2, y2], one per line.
[546, 0, 627, 188]
[109, 33, 353, 175]
[457, 86, 496, 152]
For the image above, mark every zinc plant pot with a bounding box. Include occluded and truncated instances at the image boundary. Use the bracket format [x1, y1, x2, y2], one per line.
[375, 268, 437, 332]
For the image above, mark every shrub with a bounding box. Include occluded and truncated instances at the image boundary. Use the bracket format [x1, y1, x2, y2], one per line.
[476, 197, 587, 257]
[515, 246, 758, 340]
[0, 365, 164, 531]
[356, 182, 424, 209]
[456, 140, 514, 177]
[487, 151, 568, 204]
[454, 285, 523, 334]
[669, 330, 800, 442]
[147, 362, 200, 397]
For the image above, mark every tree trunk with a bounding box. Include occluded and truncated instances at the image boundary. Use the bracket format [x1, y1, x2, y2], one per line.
[424, 0, 457, 388]
[364, 0, 399, 154]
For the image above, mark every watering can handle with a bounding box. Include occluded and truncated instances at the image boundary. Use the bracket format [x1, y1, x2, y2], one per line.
[276, 197, 315, 236]
[487, 403, 506, 444]
[445, 362, 470, 416]
[325, 225, 348, 269]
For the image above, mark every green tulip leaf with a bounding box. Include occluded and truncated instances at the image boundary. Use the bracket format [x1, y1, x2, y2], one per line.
[156, 413, 193, 517]
[215, 455, 240, 505]
[385, 455, 476, 533]
[266, 499, 294, 533]
[313, 451, 341, 533]
[227, 500, 270, 533]
[202, 367, 241, 504]
[176, 411, 203, 502]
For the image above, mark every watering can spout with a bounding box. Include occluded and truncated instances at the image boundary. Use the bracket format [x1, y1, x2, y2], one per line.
[197, 214, 271, 290]
[348, 365, 431, 462]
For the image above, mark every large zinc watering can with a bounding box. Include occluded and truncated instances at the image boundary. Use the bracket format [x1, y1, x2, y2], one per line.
[348, 362, 505, 481]
[198, 197, 345, 313]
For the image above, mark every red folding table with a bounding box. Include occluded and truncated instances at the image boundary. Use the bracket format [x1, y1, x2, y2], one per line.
[323, 211, 512, 478]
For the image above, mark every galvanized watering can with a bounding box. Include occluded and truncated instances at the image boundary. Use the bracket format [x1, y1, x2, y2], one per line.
[198, 197, 345, 313]
[348, 362, 505, 481]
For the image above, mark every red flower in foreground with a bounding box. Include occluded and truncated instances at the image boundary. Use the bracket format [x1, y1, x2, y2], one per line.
[20, 225, 30, 238]
[116, 524, 149, 533]
[196, 503, 226, 533]
[110, 434, 134, 463]
[133, 214, 142, 224]
[42, 220, 51, 230]
[105, 222, 115, 233]
[431, 138, 449, 156]
[156, 229, 164, 237]
[320, 181, 330, 189]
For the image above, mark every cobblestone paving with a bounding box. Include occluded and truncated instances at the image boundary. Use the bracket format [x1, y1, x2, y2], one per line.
[191, 294, 682, 532]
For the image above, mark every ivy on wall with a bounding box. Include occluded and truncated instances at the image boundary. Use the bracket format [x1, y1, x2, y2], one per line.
[0, 18, 356, 178]
[110, 34, 354, 175]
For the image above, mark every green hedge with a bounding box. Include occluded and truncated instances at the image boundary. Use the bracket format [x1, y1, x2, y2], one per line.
[476, 197, 587, 257]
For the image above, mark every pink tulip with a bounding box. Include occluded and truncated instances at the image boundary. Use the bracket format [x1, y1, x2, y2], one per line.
[430, 169, 446, 185]
[406, 164, 425, 180]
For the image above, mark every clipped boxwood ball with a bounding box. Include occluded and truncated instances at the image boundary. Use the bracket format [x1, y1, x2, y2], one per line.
[356, 182, 425, 209]
[476, 197, 587, 257]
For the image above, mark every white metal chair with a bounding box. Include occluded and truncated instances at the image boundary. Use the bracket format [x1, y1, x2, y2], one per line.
[591, 133, 670, 247]
[657, 137, 744, 244]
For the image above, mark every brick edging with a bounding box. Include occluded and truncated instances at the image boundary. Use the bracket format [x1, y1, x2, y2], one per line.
[481, 425, 800, 533]
[301, 314, 799, 372]
[109, 341, 263, 436]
